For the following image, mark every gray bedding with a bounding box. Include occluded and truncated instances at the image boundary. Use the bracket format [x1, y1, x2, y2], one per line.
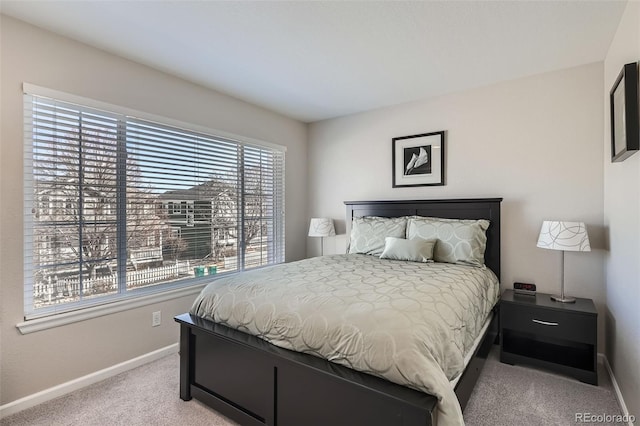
[190, 254, 499, 425]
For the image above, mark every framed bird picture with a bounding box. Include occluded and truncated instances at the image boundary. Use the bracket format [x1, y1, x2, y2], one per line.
[610, 62, 639, 162]
[392, 131, 445, 187]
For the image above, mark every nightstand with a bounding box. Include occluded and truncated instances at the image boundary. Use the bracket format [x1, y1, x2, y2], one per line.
[500, 289, 597, 385]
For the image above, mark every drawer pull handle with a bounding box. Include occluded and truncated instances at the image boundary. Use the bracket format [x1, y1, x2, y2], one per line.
[532, 319, 558, 326]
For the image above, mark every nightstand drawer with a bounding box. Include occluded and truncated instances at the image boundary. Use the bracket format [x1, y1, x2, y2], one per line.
[501, 304, 596, 344]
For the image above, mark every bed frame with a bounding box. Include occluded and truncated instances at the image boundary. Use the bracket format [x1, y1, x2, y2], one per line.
[175, 198, 502, 426]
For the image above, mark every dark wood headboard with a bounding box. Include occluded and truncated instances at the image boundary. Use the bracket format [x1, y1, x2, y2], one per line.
[344, 198, 502, 280]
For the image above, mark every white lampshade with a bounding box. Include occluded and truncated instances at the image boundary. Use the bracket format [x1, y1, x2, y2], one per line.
[537, 221, 591, 252]
[308, 218, 336, 237]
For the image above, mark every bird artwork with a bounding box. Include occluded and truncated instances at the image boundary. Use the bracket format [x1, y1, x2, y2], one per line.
[405, 146, 430, 175]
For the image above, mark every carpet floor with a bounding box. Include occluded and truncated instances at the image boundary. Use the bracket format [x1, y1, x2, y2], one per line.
[2, 346, 623, 426]
[464, 348, 622, 425]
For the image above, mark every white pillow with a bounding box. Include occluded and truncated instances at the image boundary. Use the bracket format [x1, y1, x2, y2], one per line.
[379, 237, 436, 263]
[406, 217, 490, 267]
[348, 216, 407, 256]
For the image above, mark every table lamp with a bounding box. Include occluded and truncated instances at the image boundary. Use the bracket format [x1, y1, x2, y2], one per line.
[536, 220, 590, 303]
[308, 218, 336, 256]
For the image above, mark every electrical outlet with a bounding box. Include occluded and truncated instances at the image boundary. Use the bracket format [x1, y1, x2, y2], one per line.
[152, 311, 161, 327]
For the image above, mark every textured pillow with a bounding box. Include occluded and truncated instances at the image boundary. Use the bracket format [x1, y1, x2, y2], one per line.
[379, 237, 436, 263]
[348, 216, 407, 256]
[407, 217, 490, 267]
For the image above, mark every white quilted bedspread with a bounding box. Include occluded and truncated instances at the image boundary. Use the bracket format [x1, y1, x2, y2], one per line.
[190, 254, 499, 425]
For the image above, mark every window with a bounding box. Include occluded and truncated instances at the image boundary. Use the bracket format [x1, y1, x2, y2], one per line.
[24, 89, 285, 318]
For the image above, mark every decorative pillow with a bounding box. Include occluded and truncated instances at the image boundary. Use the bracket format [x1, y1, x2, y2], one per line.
[406, 217, 490, 267]
[379, 237, 436, 263]
[348, 216, 407, 256]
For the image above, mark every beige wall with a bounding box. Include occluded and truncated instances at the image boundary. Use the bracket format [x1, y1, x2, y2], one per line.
[603, 1, 640, 419]
[0, 15, 307, 405]
[308, 63, 606, 348]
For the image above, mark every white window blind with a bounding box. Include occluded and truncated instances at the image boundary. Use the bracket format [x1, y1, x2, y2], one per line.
[24, 92, 285, 318]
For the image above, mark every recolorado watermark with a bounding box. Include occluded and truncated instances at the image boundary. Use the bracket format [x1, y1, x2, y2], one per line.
[575, 412, 636, 423]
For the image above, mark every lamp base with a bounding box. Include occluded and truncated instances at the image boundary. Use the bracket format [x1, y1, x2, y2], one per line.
[550, 294, 576, 303]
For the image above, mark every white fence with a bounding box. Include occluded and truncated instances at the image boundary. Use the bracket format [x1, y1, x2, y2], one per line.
[127, 261, 191, 287]
[34, 260, 191, 304]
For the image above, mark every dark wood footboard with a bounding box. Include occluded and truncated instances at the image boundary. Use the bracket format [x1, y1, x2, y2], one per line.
[176, 313, 443, 426]
[176, 306, 499, 426]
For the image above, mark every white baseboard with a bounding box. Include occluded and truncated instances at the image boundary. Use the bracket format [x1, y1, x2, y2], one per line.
[0, 343, 179, 419]
[598, 353, 634, 426]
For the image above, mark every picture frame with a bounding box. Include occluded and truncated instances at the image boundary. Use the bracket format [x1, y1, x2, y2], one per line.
[392, 131, 445, 187]
[610, 62, 639, 162]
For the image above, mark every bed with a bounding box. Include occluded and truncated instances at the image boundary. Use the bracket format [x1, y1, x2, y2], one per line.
[175, 198, 502, 426]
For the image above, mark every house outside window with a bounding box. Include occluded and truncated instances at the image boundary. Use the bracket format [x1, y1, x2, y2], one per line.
[23, 87, 285, 318]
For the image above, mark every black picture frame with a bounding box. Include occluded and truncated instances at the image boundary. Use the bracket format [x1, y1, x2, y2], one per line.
[610, 62, 639, 162]
[392, 131, 445, 187]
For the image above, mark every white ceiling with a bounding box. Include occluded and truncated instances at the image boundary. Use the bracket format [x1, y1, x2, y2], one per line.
[0, 1, 627, 123]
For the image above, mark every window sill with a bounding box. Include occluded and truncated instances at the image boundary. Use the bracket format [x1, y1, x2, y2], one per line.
[16, 284, 207, 334]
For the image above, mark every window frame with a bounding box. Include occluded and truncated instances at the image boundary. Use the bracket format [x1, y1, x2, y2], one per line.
[22, 83, 286, 322]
